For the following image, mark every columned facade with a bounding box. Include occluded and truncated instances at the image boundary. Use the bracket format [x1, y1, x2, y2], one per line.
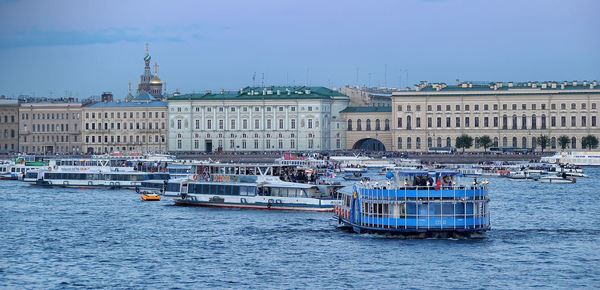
[168, 86, 349, 152]
[392, 81, 600, 152]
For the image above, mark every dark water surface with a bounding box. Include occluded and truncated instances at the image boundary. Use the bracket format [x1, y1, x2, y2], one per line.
[1, 168, 599, 289]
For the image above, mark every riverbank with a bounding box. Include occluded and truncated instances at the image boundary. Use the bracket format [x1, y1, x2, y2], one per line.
[173, 152, 554, 164]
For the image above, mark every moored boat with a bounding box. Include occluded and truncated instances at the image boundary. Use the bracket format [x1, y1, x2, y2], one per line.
[539, 175, 576, 184]
[33, 169, 170, 189]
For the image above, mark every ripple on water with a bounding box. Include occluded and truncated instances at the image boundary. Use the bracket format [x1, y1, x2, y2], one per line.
[1, 169, 600, 288]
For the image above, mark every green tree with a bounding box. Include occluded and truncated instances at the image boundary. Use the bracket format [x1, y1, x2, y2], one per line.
[557, 135, 570, 150]
[581, 135, 599, 150]
[456, 134, 474, 153]
[537, 135, 549, 152]
[476, 135, 493, 151]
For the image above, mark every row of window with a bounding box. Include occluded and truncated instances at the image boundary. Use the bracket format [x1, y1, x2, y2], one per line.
[85, 111, 165, 119]
[1, 129, 16, 138]
[85, 135, 165, 144]
[397, 136, 587, 150]
[21, 112, 80, 120]
[173, 105, 324, 113]
[173, 118, 330, 131]
[21, 146, 79, 153]
[22, 135, 76, 143]
[176, 138, 342, 150]
[86, 146, 165, 154]
[346, 119, 390, 131]
[85, 122, 165, 131]
[1, 115, 16, 123]
[398, 102, 598, 112]
[394, 115, 597, 130]
[25, 123, 76, 133]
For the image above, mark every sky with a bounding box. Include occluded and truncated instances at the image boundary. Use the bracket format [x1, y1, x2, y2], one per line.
[0, 0, 599, 99]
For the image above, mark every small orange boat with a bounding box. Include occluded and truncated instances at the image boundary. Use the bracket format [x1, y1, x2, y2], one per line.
[141, 193, 161, 201]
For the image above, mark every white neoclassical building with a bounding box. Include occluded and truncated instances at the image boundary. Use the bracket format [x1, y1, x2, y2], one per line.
[167, 86, 349, 152]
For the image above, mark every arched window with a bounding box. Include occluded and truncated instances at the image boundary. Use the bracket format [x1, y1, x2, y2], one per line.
[427, 137, 432, 148]
[446, 137, 451, 147]
[406, 116, 412, 130]
[531, 114, 537, 129]
[375, 119, 381, 131]
[522, 114, 527, 129]
[356, 119, 362, 131]
[502, 137, 508, 147]
[512, 115, 517, 129]
[384, 119, 390, 131]
[571, 137, 577, 149]
[416, 137, 421, 149]
[437, 137, 442, 147]
[522, 137, 527, 148]
[541, 114, 546, 129]
[502, 115, 508, 129]
[347, 119, 352, 131]
[532, 137, 537, 149]
[551, 137, 556, 149]
[512, 137, 518, 147]
[397, 137, 402, 149]
[366, 119, 371, 131]
[475, 137, 480, 148]
[493, 137, 498, 147]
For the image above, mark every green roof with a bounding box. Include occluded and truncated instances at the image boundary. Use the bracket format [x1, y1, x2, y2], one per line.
[168, 86, 348, 101]
[340, 106, 392, 113]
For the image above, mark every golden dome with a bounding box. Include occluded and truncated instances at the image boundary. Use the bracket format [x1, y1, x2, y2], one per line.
[150, 75, 162, 85]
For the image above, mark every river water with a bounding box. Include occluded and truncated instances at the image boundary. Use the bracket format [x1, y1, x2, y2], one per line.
[1, 168, 599, 288]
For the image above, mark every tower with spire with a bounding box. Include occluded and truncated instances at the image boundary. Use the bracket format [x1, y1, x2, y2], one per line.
[136, 43, 163, 100]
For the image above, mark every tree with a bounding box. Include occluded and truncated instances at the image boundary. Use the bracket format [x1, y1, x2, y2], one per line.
[476, 135, 493, 151]
[581, 135, 599, 150]
[537, 135, 549, 152]
[456, 134, 474, 153]
[557, 135, 570, 150]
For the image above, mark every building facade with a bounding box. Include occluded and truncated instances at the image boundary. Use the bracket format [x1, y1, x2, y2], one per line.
[0, 99, 20, 153]
[82, 92, 167, 154]
[19, 101, 83, 154]
[390, 80, 600, 152]
[341, 107, 392, 151]
[168, 86, 349, 152]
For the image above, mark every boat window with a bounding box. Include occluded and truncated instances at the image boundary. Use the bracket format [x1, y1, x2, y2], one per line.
[231, 186, 240, 196]
[208, 184, 216, 195]
[166, 183, 181, 192]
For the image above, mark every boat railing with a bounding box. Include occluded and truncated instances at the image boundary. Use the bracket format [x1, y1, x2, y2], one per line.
[349, 185, 489, 231]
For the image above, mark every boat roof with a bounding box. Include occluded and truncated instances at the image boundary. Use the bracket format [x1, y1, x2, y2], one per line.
[395, 170, 458, 176]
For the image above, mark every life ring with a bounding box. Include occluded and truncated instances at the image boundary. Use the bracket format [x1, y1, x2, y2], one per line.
[48, 167, 52, 171]
[193, 174, 198, 181]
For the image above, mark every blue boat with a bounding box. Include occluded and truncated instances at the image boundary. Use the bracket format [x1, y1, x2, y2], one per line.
[334, 170, 490, 238]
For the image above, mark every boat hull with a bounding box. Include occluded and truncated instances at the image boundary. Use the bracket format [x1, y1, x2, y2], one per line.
[173, 193, 335, 212]
[337, 218, 488, 238]
[540, 178, 575, 184]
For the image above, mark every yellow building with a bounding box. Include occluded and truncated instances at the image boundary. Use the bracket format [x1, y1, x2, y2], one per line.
[390, 80, 600, 152]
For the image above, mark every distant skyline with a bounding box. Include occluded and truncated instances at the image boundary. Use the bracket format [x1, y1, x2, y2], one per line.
[0, 0, 599, 99]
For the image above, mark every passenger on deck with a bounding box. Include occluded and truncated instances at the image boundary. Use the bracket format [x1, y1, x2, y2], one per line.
[426, 175, 434, 187]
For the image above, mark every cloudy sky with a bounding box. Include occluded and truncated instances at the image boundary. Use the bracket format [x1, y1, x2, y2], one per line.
[0, 0, 598, 98]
